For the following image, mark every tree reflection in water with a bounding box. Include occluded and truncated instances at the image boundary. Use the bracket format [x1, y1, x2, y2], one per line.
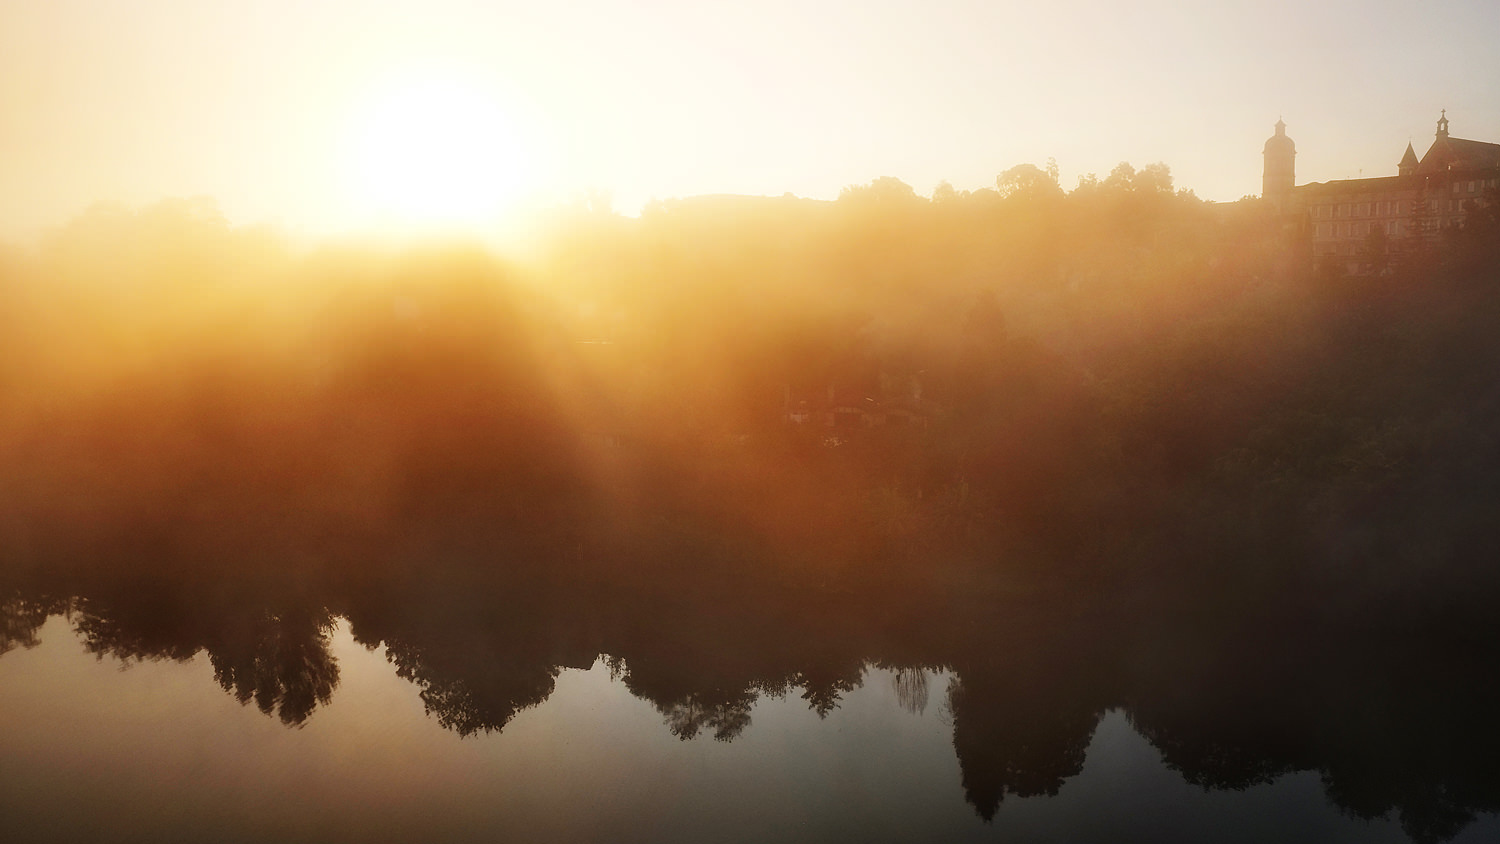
[379, 636, 562, 737]
[206, 607, 339, 727]
[0, 594, 61, 656]
[4, 544, 1500, 844]
[892, 666, 930, 715]
[656, 689, 756, 742]
[65, 590, 340, 727]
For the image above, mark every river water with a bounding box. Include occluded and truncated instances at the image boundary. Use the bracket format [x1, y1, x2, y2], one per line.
[3, 607, 1497, 844]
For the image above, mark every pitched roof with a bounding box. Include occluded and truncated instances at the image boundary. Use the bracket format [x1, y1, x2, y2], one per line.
[1399, 143, 1419, 169]
[1297, 174, 1411, 195]
[1416, 136, 1500, 175]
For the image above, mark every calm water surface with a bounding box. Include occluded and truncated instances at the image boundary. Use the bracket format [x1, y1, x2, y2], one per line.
[3, 608, 1497, 844]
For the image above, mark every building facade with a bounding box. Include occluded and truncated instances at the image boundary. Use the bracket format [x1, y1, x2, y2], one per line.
[1263, 112, 1500, 274]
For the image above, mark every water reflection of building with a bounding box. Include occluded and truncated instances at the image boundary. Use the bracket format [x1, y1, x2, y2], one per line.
[1263, 112, 1500, 274]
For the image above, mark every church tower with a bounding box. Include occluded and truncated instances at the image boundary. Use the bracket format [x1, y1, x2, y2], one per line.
[1262, 119, 1296, 211]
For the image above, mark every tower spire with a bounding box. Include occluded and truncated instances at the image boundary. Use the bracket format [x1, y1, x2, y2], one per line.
[1399, 141, 1419, 176]
[1437, 109, 1450, 139]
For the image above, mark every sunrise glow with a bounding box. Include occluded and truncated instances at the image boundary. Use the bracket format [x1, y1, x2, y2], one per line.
[345, 77, 537, 230]
[3, 3, 1500, 843]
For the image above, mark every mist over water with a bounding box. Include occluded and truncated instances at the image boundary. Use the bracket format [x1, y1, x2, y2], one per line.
[3, 178, 1500, 842]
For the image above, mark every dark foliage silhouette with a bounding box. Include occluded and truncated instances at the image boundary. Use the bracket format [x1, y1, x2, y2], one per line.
[1, 174, 1499, 839]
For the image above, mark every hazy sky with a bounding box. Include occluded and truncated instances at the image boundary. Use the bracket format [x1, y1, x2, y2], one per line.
[2, 0, 1497, 239]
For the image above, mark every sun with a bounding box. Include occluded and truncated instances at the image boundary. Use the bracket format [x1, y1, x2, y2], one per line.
[345, 77, 536, 229]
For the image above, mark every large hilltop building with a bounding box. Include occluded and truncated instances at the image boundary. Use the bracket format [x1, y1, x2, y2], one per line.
[1263, 112, 1500, 274]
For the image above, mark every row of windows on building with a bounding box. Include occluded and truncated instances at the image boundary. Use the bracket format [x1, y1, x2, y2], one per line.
[1310, 178, 1496, 220]
[1315, 220, 1406, 239]
[1451, 178, 1497, 194]
[1313, 200, 1404, 218]
[1315, 212, 1478, 241]
[1314, 243, 1369, 258]
[1314, 198, 1486, 224]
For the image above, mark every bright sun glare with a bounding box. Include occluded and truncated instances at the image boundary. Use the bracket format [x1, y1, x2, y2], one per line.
[347, 78, 535, 229]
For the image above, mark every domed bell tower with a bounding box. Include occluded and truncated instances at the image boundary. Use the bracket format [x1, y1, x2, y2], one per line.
[1262, 118, 1296, 211]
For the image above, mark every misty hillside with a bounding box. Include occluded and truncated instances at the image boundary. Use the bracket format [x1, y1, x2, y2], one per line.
[2, 174, 1499, 627]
